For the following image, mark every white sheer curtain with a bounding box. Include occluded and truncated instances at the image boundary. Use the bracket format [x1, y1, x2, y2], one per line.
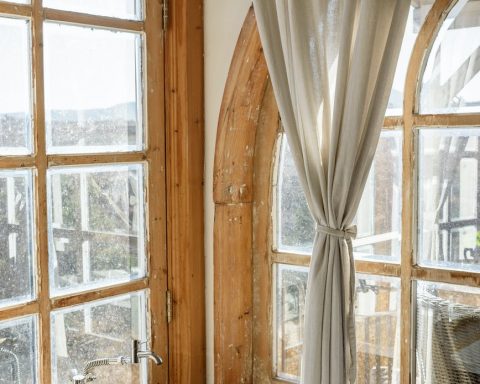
[252, 1, 409, 383]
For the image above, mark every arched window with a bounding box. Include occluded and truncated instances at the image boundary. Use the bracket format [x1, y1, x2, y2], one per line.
[271, 1, 480, 383]
[214, 1, 480, 383]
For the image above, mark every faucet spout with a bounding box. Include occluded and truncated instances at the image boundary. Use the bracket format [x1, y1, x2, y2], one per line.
[136, 351, 163, 365]
[71, 340, 163, 383]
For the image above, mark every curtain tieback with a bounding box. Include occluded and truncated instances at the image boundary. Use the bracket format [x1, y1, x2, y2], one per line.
[315, 224, 357, 240]
[316, 222, 358, 383]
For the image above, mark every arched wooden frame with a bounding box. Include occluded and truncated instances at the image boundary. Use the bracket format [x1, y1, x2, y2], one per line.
[213, 2, 480, 383]
[213, 7, 279, 383]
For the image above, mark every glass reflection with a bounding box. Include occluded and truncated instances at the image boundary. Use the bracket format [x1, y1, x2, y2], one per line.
[418, 128, 480, 272]
[420, 0, 480, 114]
[47, 164, 146, 296]
[387, 1, 433, 115]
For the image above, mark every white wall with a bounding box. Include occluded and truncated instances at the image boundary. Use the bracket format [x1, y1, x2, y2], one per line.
[204, 1, 252, 383]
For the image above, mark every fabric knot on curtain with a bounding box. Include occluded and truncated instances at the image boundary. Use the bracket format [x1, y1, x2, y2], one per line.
[315, 224, 357, 241]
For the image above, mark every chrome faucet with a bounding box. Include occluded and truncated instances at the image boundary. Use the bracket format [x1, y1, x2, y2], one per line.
[71, 339, 162, 383]
[131, 339, 163, 365]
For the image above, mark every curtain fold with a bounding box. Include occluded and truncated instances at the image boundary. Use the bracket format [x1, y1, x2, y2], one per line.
[252, 1, 409, 382]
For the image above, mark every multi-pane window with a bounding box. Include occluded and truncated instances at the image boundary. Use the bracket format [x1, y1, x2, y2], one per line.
[274, 131, 405, 382]
[269, 1, 480, 383]
[0, 1, 165, 383]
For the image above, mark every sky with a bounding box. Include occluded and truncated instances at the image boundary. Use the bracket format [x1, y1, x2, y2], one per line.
[0, 2, 479, 115]
[43, 22, 140, 111]
[0, 2, 141, 114]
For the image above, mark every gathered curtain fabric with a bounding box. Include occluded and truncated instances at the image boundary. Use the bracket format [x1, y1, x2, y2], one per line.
[252, 1, 409, 383]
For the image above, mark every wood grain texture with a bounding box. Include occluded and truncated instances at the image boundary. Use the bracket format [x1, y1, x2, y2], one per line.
[144, 0, 169, 381]
[252, 83, 280, 383]
[413, 113, 480, 127]
[31, 1, 52, 381]
[355, 261, 401, 277]
[165, 0, 206, 382]
[0, 156, 36, 168]
[44, 8, 144, 31]
[0, 302, 39, 322]
[412, 266, 480, 288]
[213, 7, 272, 384]
[213, 7, 269, 206]
[214, 203, 253, 383]
[47, 152, 146, 166]
[50, 279, 149, 309]
[0, 2, 31, 16]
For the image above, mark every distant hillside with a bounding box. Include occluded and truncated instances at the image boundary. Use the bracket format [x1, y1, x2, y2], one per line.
[47, 102, 137, 122]
[0, 102, 137, 123]
[0, 102, 139, 148]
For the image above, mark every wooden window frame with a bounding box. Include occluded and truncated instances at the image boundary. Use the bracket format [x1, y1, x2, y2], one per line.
[0, 0, 205, 382]
[213, 2, 480, 383]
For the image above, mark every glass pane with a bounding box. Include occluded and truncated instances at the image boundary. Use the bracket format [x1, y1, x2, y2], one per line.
[0, 315, 38, 384]
[418, 128, 480, 272]
[44, 23, 144, 154]
[0, 17, 32, 155]
[415, 281, 480, 384]
[51, 291, 147, 384]
[274, 266, 401, 384]
[356, 274, 401, 384]
[420, 0, 480, 114]
[44, 0, 142, 20]
[387, 1, 433, 116]
[47, 164, 146, 296]
[276, 137, 315, 254]
[0, 169, 35, 307]
[354, 131, 402, 262]
[274, 264, 308, 380]
[276, 131, 402, 262]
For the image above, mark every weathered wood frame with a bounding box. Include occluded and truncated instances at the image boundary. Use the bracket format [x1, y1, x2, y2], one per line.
[0, 0, 205, 383]
[165, 0, 205, 382]
[213, 2, 480, 383]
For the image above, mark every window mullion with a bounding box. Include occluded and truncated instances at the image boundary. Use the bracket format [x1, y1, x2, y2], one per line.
[413, 113, 480, 127]
[0, 156, 36, 169]
[411, 266, 480, 287]
[402, 11, 418, 382]
[31, 0, 51, 382]
[0, 302, 39, 322]
[400, 110, 414, 384]
[0, 1, 31, 17]
[49, 278, 149, 310]
[144, 0, 169, 381]
[272, 252, 311, 267]
[355, 260, 401, 277]
[47, 152, 146, 167]
[43, 8, 144, 31]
